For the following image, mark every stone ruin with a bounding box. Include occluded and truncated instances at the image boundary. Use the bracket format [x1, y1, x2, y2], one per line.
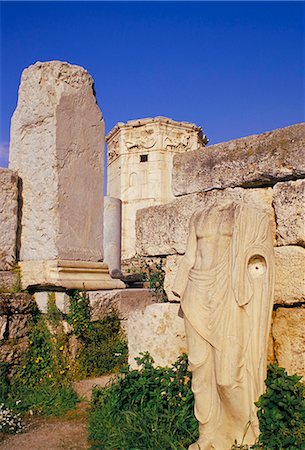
[130, 123, 305, 376]
[106, 117, 207, 259]
[0, 60, 304, 383]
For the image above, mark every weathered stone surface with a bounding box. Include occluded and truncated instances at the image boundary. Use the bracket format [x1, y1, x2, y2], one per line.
[267, 316, 276, 365]
[0, 169, 19, 270]
[136, 187, 275, 256]
[272, 307, 305, 379]
[0, 315, 8, 340]
[9, 61, 105, 262]
[164, 254, 183, 302]
[88, 288, 158, 322]
[0, 271, 19, 292]
[127, 303, 187, 369]
[273, 179, 305, 247]
[172, 123, 305, 196]
[0, 292, 35, 314]
[8, 314, 31, 339]
[0, 338, 29, 366]
[33, 292, 70, 314]
[274, 246, 305, 305]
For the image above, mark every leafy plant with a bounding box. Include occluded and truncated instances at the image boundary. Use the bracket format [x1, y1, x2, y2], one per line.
[2, 314, 77, 419]
[75, 313, 128, 378]
[254, 364, 305, 449]
[0, 362, 9, 401]
[129, 257, 168, 302]
[66, 291, 127, 378]
[46, 292, 63, 324]
[66, 290, 92, 337]
[88, 353, 198, 449]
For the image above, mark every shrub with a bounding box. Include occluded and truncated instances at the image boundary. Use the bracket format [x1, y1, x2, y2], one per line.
[75, 313, 128, 378]
[129, 257, 168, 302]
[67, 291, 127, 378]
[88, 353, 198, 450]
[5, 314, 77, 417]
[254, 364, 305, 449]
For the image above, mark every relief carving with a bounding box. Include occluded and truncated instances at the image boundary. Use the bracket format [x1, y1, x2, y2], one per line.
[108, 138, 119, 162]
[125, 128, 157, 151]
[164, 131, 192, 152]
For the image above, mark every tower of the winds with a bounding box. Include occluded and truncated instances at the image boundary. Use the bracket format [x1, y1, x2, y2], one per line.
[106, 117, 207, 260]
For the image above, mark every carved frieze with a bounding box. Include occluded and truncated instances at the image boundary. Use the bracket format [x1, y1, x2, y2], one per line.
[164, 132, 192, 152]
[108, 138, 119, 163]
[125, 127, 157, 152]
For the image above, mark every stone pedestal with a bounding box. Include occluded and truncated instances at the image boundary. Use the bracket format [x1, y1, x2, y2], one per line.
[9, 61, 120, 289]
[19, 260, 125, 290]
[127, 303, 187, 369]
[103, 197, 122, 276]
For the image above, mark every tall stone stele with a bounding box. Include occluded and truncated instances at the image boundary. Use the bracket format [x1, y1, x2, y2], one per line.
[9, 61, 124, 290]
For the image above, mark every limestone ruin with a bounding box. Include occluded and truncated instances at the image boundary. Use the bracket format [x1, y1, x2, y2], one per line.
[8, 61, 124, 290]
[132, 123, 305, 377]
[0, 60, 304, 395]
[106, 117, 207, 259]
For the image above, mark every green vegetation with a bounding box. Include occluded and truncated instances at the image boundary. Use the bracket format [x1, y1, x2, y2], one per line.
[89, 357, 305, 450]
[88, 353, 198, 450]
[0, 312, 77, 417]
[129, 257, 167, 302]
[254, 364, 305, 449]
[0, 290, 127, 434]
[67, 291, 128, 378]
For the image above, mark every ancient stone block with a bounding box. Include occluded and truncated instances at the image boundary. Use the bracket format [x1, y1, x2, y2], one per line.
[9, 61, 105, 262]
[0, 339, 29, 366]
[8, 315, 31, 339]
[33, 291, 70, 314]
[136, 187, 274, 256]
[88, 288, 158, 322]
[164, 254, 183, 302]
[272, 307, 305, 379]
[274, 246, 305, 305]
[0, 292, 35, 314]
[172, 123, 305, 196]
[127, 303, 187, 369]
[0, 169, 19, 270]
[273, 179, 305, 246]
[19, 260, 125, 290]
[0, 271, 19, 292]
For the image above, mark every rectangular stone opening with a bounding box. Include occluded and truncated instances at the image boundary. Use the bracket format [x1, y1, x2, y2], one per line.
[140, 154, 148, 163]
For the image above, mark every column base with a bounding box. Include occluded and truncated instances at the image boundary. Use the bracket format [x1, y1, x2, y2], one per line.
[19, 260, 126, 290]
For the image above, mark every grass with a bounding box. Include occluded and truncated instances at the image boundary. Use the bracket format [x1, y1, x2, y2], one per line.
[88, 353, 198, 450]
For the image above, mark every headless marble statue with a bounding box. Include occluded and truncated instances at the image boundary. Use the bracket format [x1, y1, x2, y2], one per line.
[172, 200, 274, 450]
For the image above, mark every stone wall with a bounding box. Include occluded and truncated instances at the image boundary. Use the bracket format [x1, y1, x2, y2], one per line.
[0, 293, 37, 374]
[134, 123, 305, 376]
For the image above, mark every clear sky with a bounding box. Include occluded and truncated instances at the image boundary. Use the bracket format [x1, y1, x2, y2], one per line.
[0, 1, 304, 168]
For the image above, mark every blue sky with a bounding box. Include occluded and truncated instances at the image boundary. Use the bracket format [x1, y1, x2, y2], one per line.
[0, 1, 304, 168]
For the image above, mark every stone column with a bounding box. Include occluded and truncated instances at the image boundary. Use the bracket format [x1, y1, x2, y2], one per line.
[103, 197, 122, 276]
[9, 61, 124, 290]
